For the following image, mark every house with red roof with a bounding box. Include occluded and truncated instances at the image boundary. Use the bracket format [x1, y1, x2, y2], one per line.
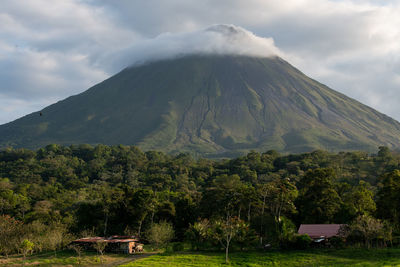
[71, 235, 143, 254]
[298, 224, 345, 240]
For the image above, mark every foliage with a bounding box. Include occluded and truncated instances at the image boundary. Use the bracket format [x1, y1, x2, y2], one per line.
[68, 243, 84, 265]
[340, 180, 376, 221]
[0, 215, 23, 257]
[297, 168, 342, 223]
[46, 224, 67, 256]
[185, 219, 211, 250]
[281, 233, 312, 250]
[341, 215, 391, 248]
[293, 234, 312, 250]
[234, 221, 258, 250]
[146, 221, 175, 248]
[1, 145, 400, 256]
[329, 236, 345, 249]
[209, 216, 245, 263]
[376, 170, 400, 224]
[172, 242, 185, 252]
[20, 239, 34, 260]
[93, 240, 107, 263]
[278, 217, 298, 246]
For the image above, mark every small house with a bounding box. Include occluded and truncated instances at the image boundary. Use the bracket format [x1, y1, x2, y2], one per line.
[71, 235, 144, 254]
[298, 224, 345, 243]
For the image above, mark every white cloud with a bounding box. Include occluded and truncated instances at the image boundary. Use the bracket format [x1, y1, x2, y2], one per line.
[102, 24, 281, 72]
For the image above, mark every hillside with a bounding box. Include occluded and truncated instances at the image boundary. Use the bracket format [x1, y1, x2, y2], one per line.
[1, 55, 400, 156]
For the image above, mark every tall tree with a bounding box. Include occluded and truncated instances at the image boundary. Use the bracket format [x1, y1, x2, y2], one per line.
[297, 168, 342, 223]
[376, 170, 400, 226]
[342, 180, 376, 219]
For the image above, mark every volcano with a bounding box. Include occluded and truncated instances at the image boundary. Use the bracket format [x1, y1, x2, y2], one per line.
[1, 54, 400, 157]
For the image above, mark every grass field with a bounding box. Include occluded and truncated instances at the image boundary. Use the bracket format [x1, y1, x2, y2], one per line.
[0, 250, 132, 266]
[122, 248, 400, 267]
[2, 248, 400, 266]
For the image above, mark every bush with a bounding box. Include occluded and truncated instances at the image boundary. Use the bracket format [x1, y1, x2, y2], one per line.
[146, 221, 175, 248]
[341, 215, 390, 248]
[172, 242, 185, 252]
[329, 236, 345, 248]
[294, 234, 312, 249]
[281, 234, 312, 250]
[185, 219, 210, 251]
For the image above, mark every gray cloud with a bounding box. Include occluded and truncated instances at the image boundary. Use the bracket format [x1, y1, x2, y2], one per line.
[1, 0, 400, 125]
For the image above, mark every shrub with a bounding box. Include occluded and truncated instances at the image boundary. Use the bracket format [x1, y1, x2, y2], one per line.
[294, 234, 312, 249]
[185, 219, 210, 251]
[172, 242, 185, 252]
[146, 221, 175, 248]
[329, 236, 345, 248]
[281, 234, 312, 250]
[20, 239, 34, 260]
[341, 215, 390, 248]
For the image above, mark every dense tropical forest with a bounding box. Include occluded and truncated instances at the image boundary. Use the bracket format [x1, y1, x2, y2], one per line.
[1, 144, 400, 258]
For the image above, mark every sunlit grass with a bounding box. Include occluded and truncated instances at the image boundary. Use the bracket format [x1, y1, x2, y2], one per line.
[3, 248, 400, 266]
[0, 250, 130, 266]
[122, 248, 400, 267]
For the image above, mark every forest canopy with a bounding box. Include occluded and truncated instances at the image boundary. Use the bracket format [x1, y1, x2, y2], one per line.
[1, 144, 400, 255]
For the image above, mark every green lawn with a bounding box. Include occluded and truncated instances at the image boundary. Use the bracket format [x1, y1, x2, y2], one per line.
[122, 248, 400, 267]
[3, 248, 400, 266]
[0, 250, 131, 266]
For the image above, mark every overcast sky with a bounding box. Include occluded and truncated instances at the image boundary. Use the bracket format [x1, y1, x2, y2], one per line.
[1, 0, 400, 124]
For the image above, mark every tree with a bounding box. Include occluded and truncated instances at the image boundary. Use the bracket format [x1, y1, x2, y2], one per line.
[234, 221, 257, 251]
[185, 219, 210, 250]
[297, 168, 342, 223]
[46, 225, 65, 256]
[258, 178, 298, 244]
[341, 215, 389, 248]
[146, 221, 174, 248]
[0, 215, 23, 257]
[25, 220, 46, 253]
[69, 244, 84, 265]
[342, 180, 376, 219]
[210, 216, 243, 263]
[174, 194, 197, 240]
[257, 183, 269, 245]
[376, 170, 400, 225]
[20, 239, 34, 261]
[0, 188, 19, 215]
[201, 174, 244, 219]
[124, 188, 154, 237]
[93, 241, 107, 264]
[93, 241, 107, 256]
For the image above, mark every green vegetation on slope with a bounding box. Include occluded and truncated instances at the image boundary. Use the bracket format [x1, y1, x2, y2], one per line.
[1, 55, 400, 156]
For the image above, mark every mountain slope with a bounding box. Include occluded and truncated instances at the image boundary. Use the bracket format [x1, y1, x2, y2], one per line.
[1, 55, 400, 156]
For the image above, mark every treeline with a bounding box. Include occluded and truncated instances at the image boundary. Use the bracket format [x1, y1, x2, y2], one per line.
[1, 144, 400, 256]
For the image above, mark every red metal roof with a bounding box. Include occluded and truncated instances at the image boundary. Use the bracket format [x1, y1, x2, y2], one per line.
[110, 235, 138, 241]
[73, 236, 138, 243]
[106, 239, 137, 243]
[298, 224, 344, 238]
[73, 237, 105, 243]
